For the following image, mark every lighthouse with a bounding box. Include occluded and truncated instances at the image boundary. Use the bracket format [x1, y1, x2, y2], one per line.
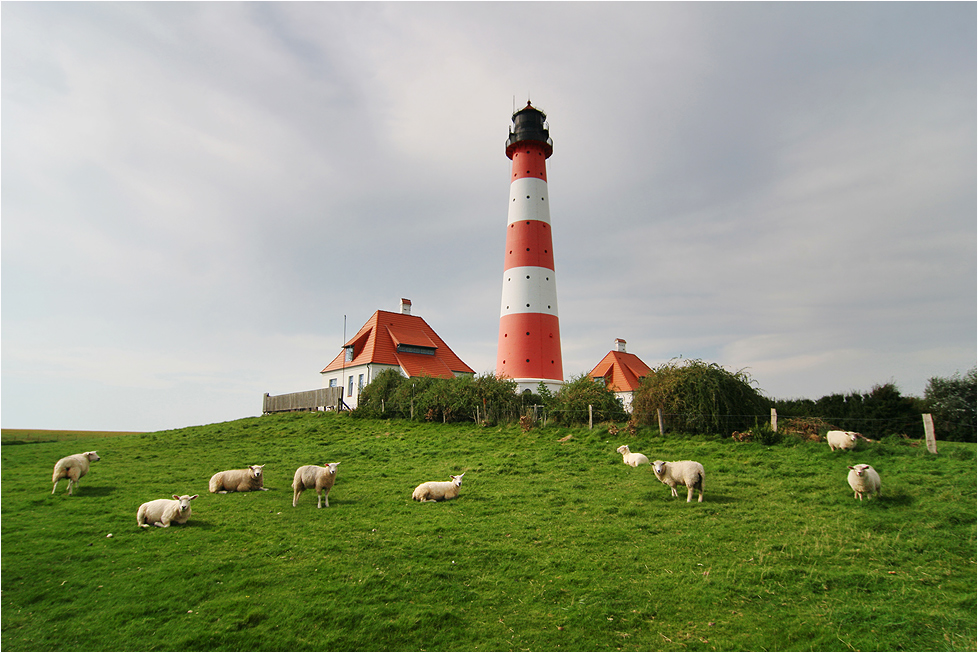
[496, 102, 563, 393]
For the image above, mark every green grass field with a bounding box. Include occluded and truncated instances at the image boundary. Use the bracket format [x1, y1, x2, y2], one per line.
[2, 413, 975, 651]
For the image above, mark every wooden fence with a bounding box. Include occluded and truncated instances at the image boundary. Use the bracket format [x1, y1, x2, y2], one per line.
[263, 387, 346, 414]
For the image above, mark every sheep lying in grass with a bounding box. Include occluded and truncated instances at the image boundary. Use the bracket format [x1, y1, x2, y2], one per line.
[51, 451, 100, 496]
[292, 463, 340, 508]
[826, 430, 860, 451]
[652, 460, 705, 503]
[847, 464, 881, 501]
[412, 473, 465, 502]
[616, 445, 650, 467]
[209, 465, 268, 493]
[137, 494, 199, 528]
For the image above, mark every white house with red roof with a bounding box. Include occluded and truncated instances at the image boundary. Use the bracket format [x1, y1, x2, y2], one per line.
[320, 299, 475, 409]
[588, 339, 652, 413]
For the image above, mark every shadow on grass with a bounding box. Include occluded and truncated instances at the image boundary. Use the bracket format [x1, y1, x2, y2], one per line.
[136, 519, 218, 530]
[49, 486, 114, 498]
[878, 492, 913, 507]
[700, 493, 737, 504]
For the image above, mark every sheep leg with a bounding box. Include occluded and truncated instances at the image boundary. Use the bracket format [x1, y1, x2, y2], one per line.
[292, 486, 303, 507]
[686, 485, 695, 503]
[52, 480, 59, 494]
[669, 485, 678, 498]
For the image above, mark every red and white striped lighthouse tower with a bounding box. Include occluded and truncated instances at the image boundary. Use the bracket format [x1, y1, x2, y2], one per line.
[496, 102, 563, 393]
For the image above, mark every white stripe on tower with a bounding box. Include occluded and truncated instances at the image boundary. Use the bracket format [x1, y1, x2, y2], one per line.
[496, 102, 563, 391]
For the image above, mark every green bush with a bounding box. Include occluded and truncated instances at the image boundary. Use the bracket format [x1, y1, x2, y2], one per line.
[542, 373, 628, 426]
[632, 358, 769, 436]
[773, 383, 923, 440]
[353, 372, 522, 424]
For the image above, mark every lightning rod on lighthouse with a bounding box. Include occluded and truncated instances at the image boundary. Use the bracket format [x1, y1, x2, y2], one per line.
[496, 101, 563, 394]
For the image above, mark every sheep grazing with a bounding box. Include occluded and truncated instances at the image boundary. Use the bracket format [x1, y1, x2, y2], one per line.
[51, 451, 100, 496]
[847, 464, 881, 501]
[826, 430, 860, 452]
[209, 465, 268, 493]
[292, 463, 340, 508]
[652, 460, 705, 503]
[412, 473, 465, 502]
[137, 494, 199, 528]
[616, 445, 650, 467]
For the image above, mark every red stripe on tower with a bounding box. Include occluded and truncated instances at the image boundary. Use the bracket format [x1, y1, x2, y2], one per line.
[496, 102, 563, 392]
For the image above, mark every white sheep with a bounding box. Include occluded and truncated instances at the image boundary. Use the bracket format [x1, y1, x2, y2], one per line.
[209, 465, 269, 493]
[652, 460, 705, 503]
[137, 494, 199, 528]
[292, 463, 340, 508]
[847, 464, 881, 501]
[412, 473, 465, 502]
[616, 444, 650, 467]
[51, 451, 100, 496]
[826, 430, 860, 451]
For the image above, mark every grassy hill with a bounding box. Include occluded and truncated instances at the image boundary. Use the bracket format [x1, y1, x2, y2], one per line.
[2, 412, 975, 651]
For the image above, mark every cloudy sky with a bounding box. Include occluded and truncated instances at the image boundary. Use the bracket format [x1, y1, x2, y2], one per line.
[3, 2, 975, 432]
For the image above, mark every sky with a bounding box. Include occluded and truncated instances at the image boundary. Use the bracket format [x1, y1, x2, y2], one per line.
[3, 2, 975, 433]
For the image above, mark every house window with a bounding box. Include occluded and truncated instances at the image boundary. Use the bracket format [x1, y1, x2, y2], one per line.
[348, 376, 354, 397]
[345, 346, 354, 362]
[329, 378, 337, 388]
[358, 374, 364, 391]
[396, 344, 435, 356]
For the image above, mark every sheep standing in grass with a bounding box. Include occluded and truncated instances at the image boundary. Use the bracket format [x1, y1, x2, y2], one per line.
[51, 451, 100, 496]
[652, 460, 705, 503]
[412, 473, 465, 502]
[616, 445, 650, 467]
[847, 464, 881, 501]
[292, 463, 340, 508]
[137, 494, 199, 527]
[827, 430, 860, 452]
[209, 465, 268, 493]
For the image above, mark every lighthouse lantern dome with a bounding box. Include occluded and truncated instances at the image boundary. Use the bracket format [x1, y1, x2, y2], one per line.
[506, 102, 553, 159]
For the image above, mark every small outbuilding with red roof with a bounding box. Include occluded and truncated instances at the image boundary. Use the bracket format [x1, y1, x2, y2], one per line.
[320, 299, 475, 409]
[588, 338, 652, 413]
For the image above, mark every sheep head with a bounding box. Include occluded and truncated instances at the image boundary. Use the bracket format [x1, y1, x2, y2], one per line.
[848, 464, 871, 476]
[249, 465, 265, 479]
[171, 494, 199, 514]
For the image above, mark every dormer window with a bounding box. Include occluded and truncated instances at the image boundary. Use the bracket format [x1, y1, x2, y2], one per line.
[396, 344, 435, 356]
[344, 346, 354, 362]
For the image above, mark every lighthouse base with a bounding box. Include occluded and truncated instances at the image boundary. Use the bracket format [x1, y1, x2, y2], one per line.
[510, 378, 564, 396]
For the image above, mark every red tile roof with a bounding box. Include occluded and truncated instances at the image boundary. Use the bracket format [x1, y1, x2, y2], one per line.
[320, 310, 474, 379]
[588, 350, 652, 392]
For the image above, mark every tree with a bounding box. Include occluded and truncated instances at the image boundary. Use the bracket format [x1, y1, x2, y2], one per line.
[632, 358, 768, 436]
[924, 368, 977, 442]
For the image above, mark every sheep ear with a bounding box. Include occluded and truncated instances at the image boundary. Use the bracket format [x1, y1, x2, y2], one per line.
[847, 466, 855, 470]
[173, 495, 180, 500]
[189, 495, 199, 500]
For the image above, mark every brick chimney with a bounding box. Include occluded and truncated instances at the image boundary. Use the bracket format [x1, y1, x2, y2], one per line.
[400, 298, 412, 315]
[615, 338, 627, 353]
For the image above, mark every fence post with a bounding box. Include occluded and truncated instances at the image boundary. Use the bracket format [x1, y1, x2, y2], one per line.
[771, 408, 778, 432]
[657, 408, 665, 435]
[922, 413, 938, 454]
[589, 405, 593, 430]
